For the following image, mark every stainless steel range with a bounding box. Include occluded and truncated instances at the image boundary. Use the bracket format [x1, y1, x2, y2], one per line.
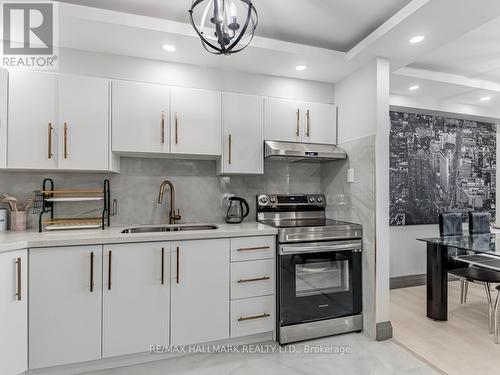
[257, 194, 363, 344]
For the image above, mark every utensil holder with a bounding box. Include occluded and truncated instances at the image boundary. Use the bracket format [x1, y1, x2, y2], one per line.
[10, 211, 27, 231]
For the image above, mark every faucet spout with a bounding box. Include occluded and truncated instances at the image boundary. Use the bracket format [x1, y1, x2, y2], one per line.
[158, 180, 182, 224]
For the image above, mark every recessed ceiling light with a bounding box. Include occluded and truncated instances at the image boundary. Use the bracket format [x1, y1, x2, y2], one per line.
[480, 96, 491, 102]
[162, 44, 176, 52]
[295, 65, 307, 71]
[409, 85, 420, 91]
[409, 35, 425, 44]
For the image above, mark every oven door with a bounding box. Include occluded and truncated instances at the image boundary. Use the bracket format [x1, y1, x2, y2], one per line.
[278, 240, 362, 326]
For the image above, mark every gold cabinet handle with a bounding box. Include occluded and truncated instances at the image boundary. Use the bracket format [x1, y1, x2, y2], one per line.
[90, 252, 94, 293]
[228, 134, 232, 164]
[176, 246, 180, 284]
[237, 276, 271, 284]
[47, 122, 53, 159]
[238, 313, 271, 322]
[63, 122, 68, 159]
[161, 112, 165, 144]
[108, 250, 112, 290]
[306, 110, 310, 137]
[296, 109, 300, 137]
[237, 246, 270, 252]
[15, 257, 22, 301]
[161, 247, 165, 285]
[175, 112, 179, 144]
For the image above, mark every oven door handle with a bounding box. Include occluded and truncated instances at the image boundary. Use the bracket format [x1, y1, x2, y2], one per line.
[279, 241, 362, 255]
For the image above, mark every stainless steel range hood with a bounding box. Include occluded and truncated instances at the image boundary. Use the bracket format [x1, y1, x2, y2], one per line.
[264, 141, 347, 162]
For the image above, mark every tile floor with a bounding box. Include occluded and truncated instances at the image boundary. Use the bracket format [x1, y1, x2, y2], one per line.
[83, 333, 437, 375]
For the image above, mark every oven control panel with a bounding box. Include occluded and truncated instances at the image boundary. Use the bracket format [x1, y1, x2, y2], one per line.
[257, 194, 326, 208]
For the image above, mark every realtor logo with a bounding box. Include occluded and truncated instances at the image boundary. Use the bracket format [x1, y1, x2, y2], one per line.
[1, 1, 58, 69]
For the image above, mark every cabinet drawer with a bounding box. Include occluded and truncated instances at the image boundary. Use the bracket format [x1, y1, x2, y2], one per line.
[231, 236, 275, 262]
[231, 259, 274, 300]
[231, 295, 274, 338]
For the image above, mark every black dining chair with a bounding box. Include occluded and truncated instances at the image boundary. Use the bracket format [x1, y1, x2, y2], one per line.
[439, 212, 500, 334]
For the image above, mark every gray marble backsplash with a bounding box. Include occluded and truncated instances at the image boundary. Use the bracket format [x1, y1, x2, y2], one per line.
[321, 135, 376, 338]
[0, 158, 322, 229]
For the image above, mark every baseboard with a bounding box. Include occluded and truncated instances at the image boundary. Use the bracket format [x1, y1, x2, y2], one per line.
[27, 332, 274, 375]
[390, 274, 426, 289]
[376, 321, 393, 341]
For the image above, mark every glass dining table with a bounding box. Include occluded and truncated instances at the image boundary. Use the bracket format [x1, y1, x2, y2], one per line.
[418, 233, 500, 321]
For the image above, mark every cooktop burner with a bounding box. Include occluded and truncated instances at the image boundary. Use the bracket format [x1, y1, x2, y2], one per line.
[256, 194, 362, 243]
[259, 218, 358, 228]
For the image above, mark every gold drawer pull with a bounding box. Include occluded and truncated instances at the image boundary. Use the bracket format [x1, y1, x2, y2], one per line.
[161, 111, 165, 144]
[237, 246, 270, 252]
[238, 276, 271, 283]
[175, 112, 179, 144]
[238, 313, 271, 322]
[63, 122, 68, 159]
[47, 122, 53, 159]
[15, 257, 22, 301]
[228, 134, 232, 164]
[306, 109, 310, 137]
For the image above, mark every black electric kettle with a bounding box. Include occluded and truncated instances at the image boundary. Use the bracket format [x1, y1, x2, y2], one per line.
[225, 197, 249, 224]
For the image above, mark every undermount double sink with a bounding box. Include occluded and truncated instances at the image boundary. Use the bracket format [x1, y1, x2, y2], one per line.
[121, 224, 218, 234]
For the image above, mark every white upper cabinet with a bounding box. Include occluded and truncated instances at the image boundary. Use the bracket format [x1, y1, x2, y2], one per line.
[170, 239, 230, 345]
[170, 87, 221, 156]
[8, 70, 58, 169]
[301, 101, 337, 144]
[58, 75, 110, 170]
[8, 71, 112, 171]
[112, 80, 170, 154]
[264, 97, 303, 143]
[102, 242, 170, 358]
[264, 97, 337, 145]
[0, 69, 7, 168]
[29, 245, 102, 369]
[219, 92, 263, 174]
[0, 250, 28, 375]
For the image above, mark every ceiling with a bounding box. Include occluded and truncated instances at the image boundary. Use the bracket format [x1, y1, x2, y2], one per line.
[52, 0, 500, 84]
[409, 16, 500, 82]
[58, 0, 412, 51]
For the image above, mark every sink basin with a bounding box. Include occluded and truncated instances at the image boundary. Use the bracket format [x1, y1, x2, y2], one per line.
[121, 224, 218, 234]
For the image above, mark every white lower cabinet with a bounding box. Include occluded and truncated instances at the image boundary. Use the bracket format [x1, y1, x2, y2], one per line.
[0, 250, 27, 375]
[102, 242, 170, 358]
[230, 236, 275, 339]
[29, 246, 102, 369]
[170, 239, 230, 345]
[231, 295, 274, 338]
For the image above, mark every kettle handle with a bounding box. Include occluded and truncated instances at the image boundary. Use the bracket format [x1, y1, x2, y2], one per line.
[240, 198, 249, 219]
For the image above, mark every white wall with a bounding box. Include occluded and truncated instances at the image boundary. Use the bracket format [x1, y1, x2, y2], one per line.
[58, 48, 335, 103]
[0, 68, 7, 168]
[389, 94, 500, 279]
[332, 58, 391, 339]
[335, 61, 377, 143]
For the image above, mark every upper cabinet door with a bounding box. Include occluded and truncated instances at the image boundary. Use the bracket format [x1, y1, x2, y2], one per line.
[264, 97, 303, 143]
[112, 80, 170, 154]
[58, 75, 110, 170]
[220, 93, 263, 174]
[0, 69, 7, 168]
[170, 87, 221, 156]
[0, 250, 28, 375]
[302, 102, 337, 145]
[102, 242, 170, 358]
[8, 70, 58, 169]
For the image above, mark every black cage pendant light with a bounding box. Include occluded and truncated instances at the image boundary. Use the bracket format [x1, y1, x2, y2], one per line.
[189, 0, 258, 55]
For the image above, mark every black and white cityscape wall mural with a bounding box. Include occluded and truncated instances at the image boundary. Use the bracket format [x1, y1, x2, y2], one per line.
[389, 111, 497, 226]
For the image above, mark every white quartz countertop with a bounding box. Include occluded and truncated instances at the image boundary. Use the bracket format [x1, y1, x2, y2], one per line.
[0, 222, 277, 253]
